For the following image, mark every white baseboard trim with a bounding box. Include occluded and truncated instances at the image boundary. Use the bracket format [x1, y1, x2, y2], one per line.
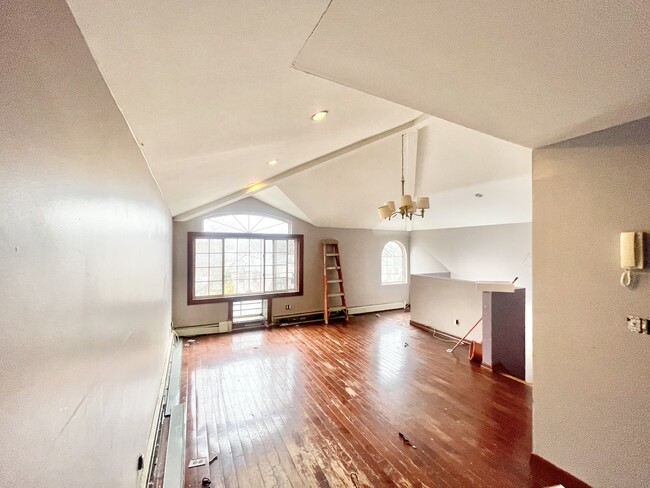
[348, 301, 406, 315]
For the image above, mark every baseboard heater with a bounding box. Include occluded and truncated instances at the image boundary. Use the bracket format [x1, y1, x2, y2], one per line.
[162, 403, 186, 488]
[164, 338, 183, 416]
[273, 302, 405, 325]
[273, 310, 325, 326]
[174, 320, 232, 337]
[348, 301, 405, 315]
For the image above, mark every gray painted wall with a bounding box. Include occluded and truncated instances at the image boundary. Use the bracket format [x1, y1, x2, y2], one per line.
[0, 1, 172, 486]
[410, 223, 532, 381]
[533, 117, 650, 487]
[172, 198, 410, 327]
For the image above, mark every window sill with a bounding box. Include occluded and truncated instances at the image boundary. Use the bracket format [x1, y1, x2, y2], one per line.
[188, 290, 302, 305]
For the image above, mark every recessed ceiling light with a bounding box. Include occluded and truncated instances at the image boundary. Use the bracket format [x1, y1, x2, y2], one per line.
[267, 159, 279, 166]
[311, 110, 328, 122]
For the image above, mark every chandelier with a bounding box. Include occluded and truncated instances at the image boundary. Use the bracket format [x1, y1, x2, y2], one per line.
[377, 134, 429, 220]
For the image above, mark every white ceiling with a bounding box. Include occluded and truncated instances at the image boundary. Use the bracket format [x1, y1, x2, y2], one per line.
[65, 1, 644, 230]
[294, 0, 650, 148]
[65, 0, 420, 216]
[256, 116, 531, 231]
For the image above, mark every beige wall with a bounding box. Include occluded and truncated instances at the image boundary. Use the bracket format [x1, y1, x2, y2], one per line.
[172, 198, 409, 326]
[0, 1, 172, 486]
[533, 117, 650, 487]
[410, 223, 533, 381]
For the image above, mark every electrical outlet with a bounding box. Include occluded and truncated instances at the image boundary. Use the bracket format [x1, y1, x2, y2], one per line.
[454, 319, 459, 326]
[285, 304, 291, 310]
[626, 316, 649, 334]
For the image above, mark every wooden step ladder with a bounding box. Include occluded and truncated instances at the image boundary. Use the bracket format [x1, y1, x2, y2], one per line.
[322, 239, 348, 324]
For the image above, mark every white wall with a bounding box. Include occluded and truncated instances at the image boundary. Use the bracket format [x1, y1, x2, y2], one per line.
[173, 198, 409, 327]
[410, 275, 484, 341]
[0, 1, 172, 486]
[410, 223, 532, 381]
[533, 117, 650, 487]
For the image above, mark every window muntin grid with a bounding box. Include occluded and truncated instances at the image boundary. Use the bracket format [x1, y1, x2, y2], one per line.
[203, 214, 290, 234]
[381, 241, 406, 285]
[190, 233, 301, 301]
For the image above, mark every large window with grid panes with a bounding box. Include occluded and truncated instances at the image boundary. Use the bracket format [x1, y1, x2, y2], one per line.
[188, 231, 303, 304]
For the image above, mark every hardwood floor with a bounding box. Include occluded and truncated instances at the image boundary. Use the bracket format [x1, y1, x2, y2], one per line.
[180, 311, 564, 488]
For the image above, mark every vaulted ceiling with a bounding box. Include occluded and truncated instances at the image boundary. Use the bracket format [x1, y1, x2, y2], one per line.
[65, 0, 648, 229]
[294, 0, 650, 149]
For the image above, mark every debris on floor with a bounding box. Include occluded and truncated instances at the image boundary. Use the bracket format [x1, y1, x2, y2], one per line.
[398, 432, 417, 448]
[209, 454, 218, 464]
[350, 472, 360, 487]
[188, 458, 206, 468]
[201, 477, 212, 486]
[344, 386, 357, 398]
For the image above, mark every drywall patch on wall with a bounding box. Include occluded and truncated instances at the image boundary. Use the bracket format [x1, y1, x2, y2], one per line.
[0, 1, 172, 486]
[532, 117, 650, 487]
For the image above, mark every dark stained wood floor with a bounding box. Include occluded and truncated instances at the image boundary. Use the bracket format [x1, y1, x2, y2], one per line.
[180, 312, 563, 488]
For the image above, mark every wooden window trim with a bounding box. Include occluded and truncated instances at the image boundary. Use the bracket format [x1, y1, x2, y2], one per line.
[187, 232, 304, 305]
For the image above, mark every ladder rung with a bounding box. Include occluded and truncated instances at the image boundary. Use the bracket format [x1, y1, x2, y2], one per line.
[326, 266, 341, 270]
[325, 253, 339, 256]
[328, 292, 345, 297]
[327, 279, 342, 283]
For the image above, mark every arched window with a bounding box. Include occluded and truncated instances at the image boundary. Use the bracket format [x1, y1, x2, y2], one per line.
[381, 241, 407, 285]
[203, 214, 290, 234]
[190, 213, 302, 304]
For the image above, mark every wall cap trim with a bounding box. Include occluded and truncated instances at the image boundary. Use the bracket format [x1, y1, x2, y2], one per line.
[530, 454, 591, 488]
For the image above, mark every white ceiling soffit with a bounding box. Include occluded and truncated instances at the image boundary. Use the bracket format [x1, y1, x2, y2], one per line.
[65, 0, 420, 216]
[293, 0, 650, 148]
[412, 118, 532, 230]
[252, 186, 314, 225]
[414, 118, 531, 196]
[410, 175, 532, 231]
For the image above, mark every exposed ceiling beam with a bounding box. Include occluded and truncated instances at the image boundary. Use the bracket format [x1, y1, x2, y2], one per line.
[173, 114, 430, 221]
